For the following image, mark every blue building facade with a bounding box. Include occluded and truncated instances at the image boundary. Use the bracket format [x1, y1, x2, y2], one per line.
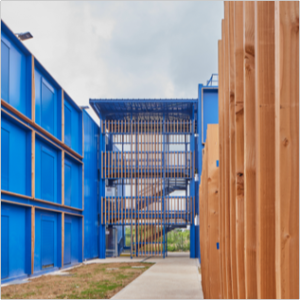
[1, 20, 218, 283]
[1, 21, 99, 283]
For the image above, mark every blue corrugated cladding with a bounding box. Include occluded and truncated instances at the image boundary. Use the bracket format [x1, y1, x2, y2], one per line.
[83, 111, 99, 260]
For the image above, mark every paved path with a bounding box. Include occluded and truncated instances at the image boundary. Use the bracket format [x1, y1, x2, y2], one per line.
[112, 253, 203, 299]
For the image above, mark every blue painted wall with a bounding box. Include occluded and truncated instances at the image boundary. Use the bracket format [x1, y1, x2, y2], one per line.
[64, 154, 82, 209]
[1, 203, 31, 281]
[1, 113, 31, 196]
[34, 209, 61, 273]
[35, 136, 62, 204]
[197, 85, 219, 263]
[1, 21, 94, 283]
[1, 29, 32, 118]
[64, 215, 82, 266]
[35, 63, 62, 140]
[64, 93, 83, 155]
[83, 111, 99, 260]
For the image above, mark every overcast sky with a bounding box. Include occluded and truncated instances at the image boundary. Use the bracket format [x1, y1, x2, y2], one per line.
[2, 1, 223, 123]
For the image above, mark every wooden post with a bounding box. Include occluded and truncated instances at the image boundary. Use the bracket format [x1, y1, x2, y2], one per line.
[228, 2, 238, 298]
[234, 2, 245, 298]
[31, 131, 35, 198]
[243, 1, 257, 298]
[31, 206, 35, 274]
[224, 2, 232, 297]
[200, 146, 209, 298]
[62, 151, 65, 205]
[207, 125, 221, 299]
[31, 55, 35, 122]
[274, 2, 299, 298]
[218, 34, 226, 299]
[255, 2, 276, 298]
[62, 212, 65, 267]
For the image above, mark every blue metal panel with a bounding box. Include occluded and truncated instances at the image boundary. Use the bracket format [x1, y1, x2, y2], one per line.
[34, 65, 60, 139]
[197, 85, 219, 262]
[89, 99, 198, 120]
[34, 209, 58, 273]
[64, 104, 72, 148]
[64, 221, 72, 265]
[1, 203, 28, 281]
[64, 163, 72, 206]
[64, 154, 82, 209]
[1, 114, 31, 196]
[41, 219, 55, 268]
[1, 215, 9, 279]
[41, 79, 55, 135]
[201, 88, 219, 144]
[35, 136, 60, 203]
[1, 39, 10, 102]
[64, 93, 82, 155]
[1, 128, 9, 190]
[83, 111, 99, 260]
[41, 149, 55, 202]
[1, 31, 30, 117]
[64, 215, 81, 265]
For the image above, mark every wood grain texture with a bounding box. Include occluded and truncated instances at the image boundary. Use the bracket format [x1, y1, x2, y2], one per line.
[31, 55, 35, 122]
[218, 36, 226, 299]
[243, 1, 257, 298]
[200, 146, 209, 298]
[228, 2, 238, 298]
[62, 151, 65, 206]
[274, 1, 299, 298]
[31, 131, 35, 198]
[224, 2, 232, 297]
[234, 2, 245, 299]
[207, 125, 221, 299]
[255, 2, 276, 298]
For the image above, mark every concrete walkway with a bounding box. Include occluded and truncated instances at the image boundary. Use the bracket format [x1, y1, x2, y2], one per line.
[112, 253, 203, 299]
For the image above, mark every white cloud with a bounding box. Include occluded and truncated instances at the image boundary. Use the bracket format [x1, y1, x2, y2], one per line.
[2, 1, 223, 123]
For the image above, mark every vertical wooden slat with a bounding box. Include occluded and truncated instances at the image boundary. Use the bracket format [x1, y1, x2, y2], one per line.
[218, 34, 226, 299]
[31, 55, 35, 122]
[224, 2, 232, 297]
[255, 2, 276, 298]
[234, 2, 245, 299]
[31, 131, 35, 198]
[275, 2, 299, 299]
[62, 151, 65, 205]
[207, 125, 221, 299]
[243, 1, 257, 298]
[228, 2, 238, 298]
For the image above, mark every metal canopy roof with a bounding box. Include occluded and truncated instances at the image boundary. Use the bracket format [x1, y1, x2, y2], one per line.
[89, 99, 198, 120]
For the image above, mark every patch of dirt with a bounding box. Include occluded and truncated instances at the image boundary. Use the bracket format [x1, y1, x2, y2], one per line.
[1, 262, 153, 299]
